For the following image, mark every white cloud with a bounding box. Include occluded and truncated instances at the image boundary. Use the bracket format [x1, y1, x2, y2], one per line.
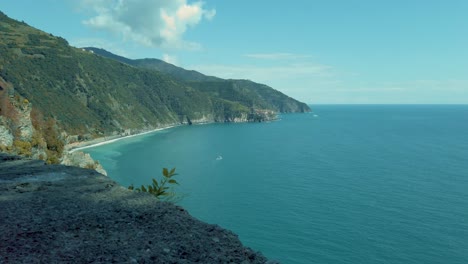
[189, 63, 333, 82]
[340, 80, 468, 93]
[409, 79, 468, 92]
[188, 59, 468, 104]
[187, 52, 329, 101]
[244, 53, 313, 60]
[203, 9, 216, 20]
[79, 0, 215, 49]
[312, 79, 468, 104]
[70, 37, 131, 57]
[162, 53, 178, 65]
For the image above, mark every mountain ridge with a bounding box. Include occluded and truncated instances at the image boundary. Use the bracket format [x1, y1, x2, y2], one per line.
[84, 47, 222, 82]
[0, 10, 310, 164]
[83, 47, 310, 113]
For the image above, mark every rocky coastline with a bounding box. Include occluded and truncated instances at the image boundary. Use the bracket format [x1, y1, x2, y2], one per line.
[61, 112, 278, 174]
[0, 153, 274, 263]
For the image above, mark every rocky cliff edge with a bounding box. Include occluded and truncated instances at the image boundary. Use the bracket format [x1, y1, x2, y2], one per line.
[0, 153, 273, 263]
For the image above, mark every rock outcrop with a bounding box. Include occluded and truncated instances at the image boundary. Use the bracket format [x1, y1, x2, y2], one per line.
[61, 151, 107, 176]
[0, 119, 13, 146]
[0, 153, 269, 263]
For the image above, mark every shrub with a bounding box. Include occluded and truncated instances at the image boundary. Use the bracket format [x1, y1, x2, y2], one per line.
[43, 118, 64, 155]
[13, 140, 32, 156]
[84, 161, 99, 170]
[128, 168, 180, 201]
[31, 130, 45, 148]
[46, 151, 60, 164]
[0, 144, 7, 152]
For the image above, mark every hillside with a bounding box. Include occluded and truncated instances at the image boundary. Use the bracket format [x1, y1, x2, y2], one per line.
[85, 47, 221, 82]
[0, 10, 310, 163]
[85, 47, 311, 113]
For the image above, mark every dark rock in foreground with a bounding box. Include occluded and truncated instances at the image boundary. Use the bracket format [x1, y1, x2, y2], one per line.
[0, 153, 268, 263]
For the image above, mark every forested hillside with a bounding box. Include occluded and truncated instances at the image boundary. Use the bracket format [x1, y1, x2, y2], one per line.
[86, 47, 311, 113]
[0, 10, 310, 164]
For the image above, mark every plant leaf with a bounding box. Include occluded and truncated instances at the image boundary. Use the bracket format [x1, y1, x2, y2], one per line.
[168, 179, 178, 185]
[169, 168, 176, 176]
[152, 179, 159, 188]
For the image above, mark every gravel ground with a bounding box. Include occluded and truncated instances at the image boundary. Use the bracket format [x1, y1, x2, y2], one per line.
[0, 153, 272, 263]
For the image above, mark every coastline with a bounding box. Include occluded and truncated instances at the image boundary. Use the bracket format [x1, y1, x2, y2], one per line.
[62, 117, 278, 176]
[65, 113, 281, 154]
[66, 124, 180, 153]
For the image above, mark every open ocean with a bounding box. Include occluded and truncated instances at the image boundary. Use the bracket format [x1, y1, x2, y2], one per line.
[84, 105, 468, 264]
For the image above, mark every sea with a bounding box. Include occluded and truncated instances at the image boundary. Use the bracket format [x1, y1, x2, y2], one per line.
[84, 105, 468, 264]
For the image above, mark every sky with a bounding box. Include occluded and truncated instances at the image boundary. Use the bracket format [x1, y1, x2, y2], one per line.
[1, 0, 468, 104]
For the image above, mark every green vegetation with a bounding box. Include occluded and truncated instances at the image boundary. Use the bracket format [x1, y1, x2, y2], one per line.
[0, 10, 310, 162]
[84, 160, 100, 170]
[12, 140, 31, 156]
[128, 168, 180, 201]
[1, 11, 211, 137]
[86, 47, 312, 114]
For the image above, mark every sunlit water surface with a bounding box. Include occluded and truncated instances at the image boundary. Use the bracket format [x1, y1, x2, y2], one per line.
[85, 105, 468, 264]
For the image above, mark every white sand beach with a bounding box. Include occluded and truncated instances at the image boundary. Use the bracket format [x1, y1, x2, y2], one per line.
[67, 125, 179, 153]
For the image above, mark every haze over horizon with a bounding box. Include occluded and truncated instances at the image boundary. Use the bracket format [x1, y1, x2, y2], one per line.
[2, 0, 467, 104]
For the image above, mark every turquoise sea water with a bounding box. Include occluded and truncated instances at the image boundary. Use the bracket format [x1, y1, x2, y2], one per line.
[84, 105, 468, 264]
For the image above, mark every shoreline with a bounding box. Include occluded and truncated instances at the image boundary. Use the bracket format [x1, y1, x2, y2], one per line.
[66, 117, 281, 154]
[65, 111, 282, 154]
[67, 124, 180, 153]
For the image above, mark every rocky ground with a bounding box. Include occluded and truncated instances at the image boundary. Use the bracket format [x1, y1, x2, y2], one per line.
[0, 153, 273, 263]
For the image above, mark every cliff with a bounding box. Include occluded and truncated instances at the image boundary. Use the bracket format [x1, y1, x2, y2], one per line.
[0, 10, 310, 165]
[0, 153, 273, 263]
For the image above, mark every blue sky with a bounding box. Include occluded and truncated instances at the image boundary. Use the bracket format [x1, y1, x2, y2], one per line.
[2, 0, 468, 104]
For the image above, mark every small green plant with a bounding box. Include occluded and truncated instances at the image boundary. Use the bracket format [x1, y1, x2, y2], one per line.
[128, 168, 179, 200]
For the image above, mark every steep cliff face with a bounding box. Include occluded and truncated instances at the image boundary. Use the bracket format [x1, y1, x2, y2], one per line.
[0, 78, 15, 147]
[0, 153, 270, 263]
[0, 87, 60, 163]
[0, 120, 13, 146]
